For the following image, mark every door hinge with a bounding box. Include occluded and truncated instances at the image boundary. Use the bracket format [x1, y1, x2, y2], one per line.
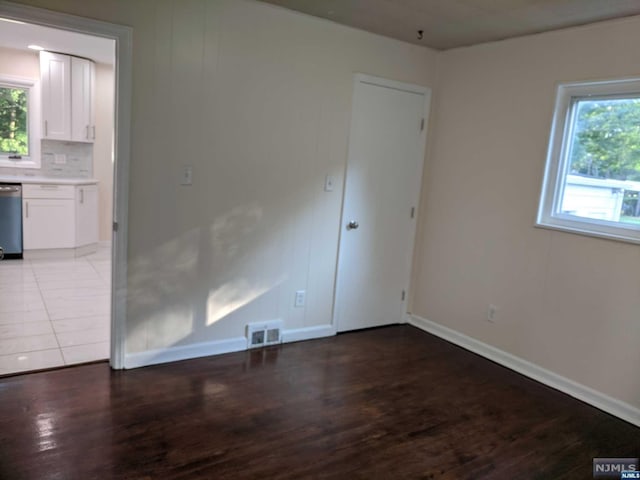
[420, 118, 425, 131]
[113, 221, 119, 232]
[401, 290, 406, 301]
[410, 207, 415, 219]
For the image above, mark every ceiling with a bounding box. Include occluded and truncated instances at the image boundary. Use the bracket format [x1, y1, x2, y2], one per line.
[258, 0, 640, 50]
[0, 17, 114, 65]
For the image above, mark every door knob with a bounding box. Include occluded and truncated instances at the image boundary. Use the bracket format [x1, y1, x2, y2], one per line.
[347, 220, 359, 230]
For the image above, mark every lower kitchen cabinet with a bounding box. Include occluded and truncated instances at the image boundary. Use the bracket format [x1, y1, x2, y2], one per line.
[23, 183, 99, 252]
[23, 198, 75, 250]
[75, 184, 98, 248]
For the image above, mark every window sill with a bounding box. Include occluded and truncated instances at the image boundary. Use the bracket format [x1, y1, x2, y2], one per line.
[0, 159, 40, 169]
[535, 219, 640, 245]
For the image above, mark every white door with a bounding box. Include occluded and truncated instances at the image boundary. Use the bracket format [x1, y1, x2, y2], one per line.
[335, 75, 429, 332]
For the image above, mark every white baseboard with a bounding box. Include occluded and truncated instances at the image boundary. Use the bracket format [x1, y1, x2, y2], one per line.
[123, 324, 337, 369]
[281, 324, 335, 343]
[124, 336, 247, 369]
[24, 243, 98, 260]
[409, 315, 640, 427]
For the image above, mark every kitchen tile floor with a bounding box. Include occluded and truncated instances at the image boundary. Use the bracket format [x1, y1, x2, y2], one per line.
[0, 246, 111, 375]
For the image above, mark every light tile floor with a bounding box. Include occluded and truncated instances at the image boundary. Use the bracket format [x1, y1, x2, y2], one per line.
[0, 246, 111, 375]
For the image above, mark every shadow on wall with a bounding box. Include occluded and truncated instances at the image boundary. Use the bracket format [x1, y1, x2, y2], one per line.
[126, 202, 288, 359]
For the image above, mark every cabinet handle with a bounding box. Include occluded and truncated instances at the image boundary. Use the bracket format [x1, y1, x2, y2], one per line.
[25, 201, 29, 218]
[44, 120, 48, 137]
[86, 125, 89, 140]
[80, 188, 84, 204]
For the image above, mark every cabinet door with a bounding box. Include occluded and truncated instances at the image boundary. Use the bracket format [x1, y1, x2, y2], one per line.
[75, 185, 99, 247]
[71, 58, 96, 143]
[23, 199, 75, 250]
[40, 52, 71, 141]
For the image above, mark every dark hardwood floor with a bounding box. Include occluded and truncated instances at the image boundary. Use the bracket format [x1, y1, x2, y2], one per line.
[0, 325, 637, 479]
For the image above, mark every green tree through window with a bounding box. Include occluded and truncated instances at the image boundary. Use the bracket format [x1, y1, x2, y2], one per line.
[569, 97, 640, 220]
[570, 98, 640, 181]
[0, 85, 29, 156]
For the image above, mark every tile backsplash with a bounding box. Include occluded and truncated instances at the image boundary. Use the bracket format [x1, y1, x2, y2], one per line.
[0, 140, 93, 178]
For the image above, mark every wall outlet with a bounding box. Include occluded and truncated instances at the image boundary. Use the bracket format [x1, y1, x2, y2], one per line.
[294, 290, 306, 308]
[54, 154, 66, 165]
[487, 304, 498, 322]
[181, 165, 193, 186]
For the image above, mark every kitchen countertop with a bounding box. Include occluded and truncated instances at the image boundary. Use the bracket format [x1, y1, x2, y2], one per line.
[0, 175, 98, 186]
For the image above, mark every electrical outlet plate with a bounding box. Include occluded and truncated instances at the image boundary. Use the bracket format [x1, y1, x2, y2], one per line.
[294, 290, 306, 308]
[181, 165, 193, 186]
[487, 304, 497, 322]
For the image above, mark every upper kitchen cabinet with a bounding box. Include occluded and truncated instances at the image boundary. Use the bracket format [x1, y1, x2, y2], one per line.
[71, 57, 96, 143]
[40, 52, 96, 143]
[40, 51, 71, 141]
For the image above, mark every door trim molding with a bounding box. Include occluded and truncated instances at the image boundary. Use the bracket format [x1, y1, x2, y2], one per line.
[0, 1, 133, 369]
[332, 73, 431, 333]
[409, 314, 640, 427]
[355, 73, 430, 96]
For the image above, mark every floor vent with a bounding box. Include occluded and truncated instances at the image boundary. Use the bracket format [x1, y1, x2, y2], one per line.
[247, 320, 283, 349]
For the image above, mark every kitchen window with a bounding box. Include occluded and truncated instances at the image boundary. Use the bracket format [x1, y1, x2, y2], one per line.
[537, 78, 640, 243]
[0, 75, 40, 168]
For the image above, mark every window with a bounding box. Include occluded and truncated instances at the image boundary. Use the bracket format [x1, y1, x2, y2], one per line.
[0, 75, 40, 168]
[537, 78, 640, 243]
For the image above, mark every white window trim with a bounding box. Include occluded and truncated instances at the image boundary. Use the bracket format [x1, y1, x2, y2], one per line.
[0, 74, 41, 169]
[536, 77, 640, 244]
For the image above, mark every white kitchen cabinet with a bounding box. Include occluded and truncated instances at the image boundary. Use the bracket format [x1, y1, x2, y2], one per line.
[22, 183, 98, 253]
[23, 199, 75, 250]
[71, 57, 96, 143]
[23, 184, 76, 250]
[75, 184, 98, 247]
[40, 52, 96, 143]
[40, 52, 72, 141]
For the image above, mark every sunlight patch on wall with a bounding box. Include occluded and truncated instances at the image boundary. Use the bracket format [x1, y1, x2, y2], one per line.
[206, 278, 282, 326]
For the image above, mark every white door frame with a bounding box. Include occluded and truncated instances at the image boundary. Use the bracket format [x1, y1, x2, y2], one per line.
[332, 73, 431, 332]
[0, 1, 132, 369]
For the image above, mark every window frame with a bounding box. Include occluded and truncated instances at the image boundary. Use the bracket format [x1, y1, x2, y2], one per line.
[0, 74, 40, 169]
[536, 78, 640, 244]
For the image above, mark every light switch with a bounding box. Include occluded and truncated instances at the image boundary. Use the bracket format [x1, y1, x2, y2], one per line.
[324, 175, 334, 192]
[181, 165, 193, 186]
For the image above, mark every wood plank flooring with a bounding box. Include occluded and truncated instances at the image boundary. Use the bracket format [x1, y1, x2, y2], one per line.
[0, 325, 638, 479]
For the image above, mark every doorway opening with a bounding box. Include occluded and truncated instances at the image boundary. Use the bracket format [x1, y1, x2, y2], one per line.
[0, 4, 131, 372]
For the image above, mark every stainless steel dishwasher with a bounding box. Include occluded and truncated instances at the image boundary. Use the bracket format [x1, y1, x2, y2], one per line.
[0, 184, 23, 260]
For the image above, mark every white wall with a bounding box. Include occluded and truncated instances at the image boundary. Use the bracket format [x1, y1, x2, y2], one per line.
[0, 46, 38, 77]
[9, 0, 438, 355]
[0, 46, 39, 176]
[412, 16, 640, 410]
